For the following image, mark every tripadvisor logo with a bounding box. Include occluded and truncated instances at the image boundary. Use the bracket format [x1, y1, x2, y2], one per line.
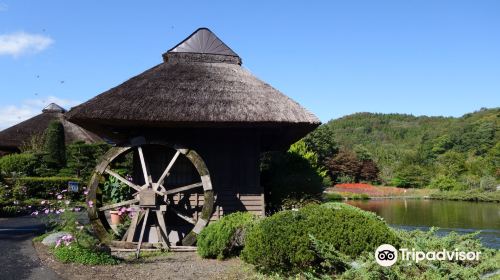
[375, 244, 481, 267]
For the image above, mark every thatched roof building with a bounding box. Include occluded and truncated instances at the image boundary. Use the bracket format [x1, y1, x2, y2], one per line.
[66, 28, 320, 150]
[0, 103, 101, 153]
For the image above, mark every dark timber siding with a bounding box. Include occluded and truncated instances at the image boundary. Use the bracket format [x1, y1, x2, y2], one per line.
[133, 129, 265, 220]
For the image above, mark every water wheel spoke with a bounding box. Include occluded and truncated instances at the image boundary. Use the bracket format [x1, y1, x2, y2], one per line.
[105, 168, 141, 192]
[136, 208, 150, 258]
[170, 207, 196, 225]
[127, 210, 144, 242]
[98, 198, 139, 211]
[162, 182, 203, 195]
[137, 146, 152, 186]
[157, 150, 181, 187]
[155, 210, 169, 249]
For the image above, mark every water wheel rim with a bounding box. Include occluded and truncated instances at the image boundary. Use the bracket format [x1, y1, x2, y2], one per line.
[86, 138, 214, 247]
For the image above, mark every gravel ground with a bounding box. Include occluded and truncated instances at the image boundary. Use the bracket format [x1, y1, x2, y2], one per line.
[34, 243, 248, 280]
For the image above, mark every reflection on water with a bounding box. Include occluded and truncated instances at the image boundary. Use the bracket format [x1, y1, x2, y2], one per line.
[346, 199, 500, 249]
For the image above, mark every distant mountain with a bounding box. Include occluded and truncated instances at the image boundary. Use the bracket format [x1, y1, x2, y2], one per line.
[313, 108, 499, 188]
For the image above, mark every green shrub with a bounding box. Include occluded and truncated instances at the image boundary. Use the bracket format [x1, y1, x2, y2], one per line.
[260, 151, 324, 212]
[52, 245, 119, 265]
[241, 203, 399, 274]
[43, 121, 66, 170]
[0, 205, 26, 216]
[0, 153, 38, 176]
[15, 177, 81, 199]
[480, 175, 497, 191]
[430, 190, 500, 202]
[340, 229, 500, 280]
[323, 192, 343, 201]
[198, 212, 256, 259]
[349, 193, 370, 200]
[429, 175, 467, 191]
[66, 141, 110, 179]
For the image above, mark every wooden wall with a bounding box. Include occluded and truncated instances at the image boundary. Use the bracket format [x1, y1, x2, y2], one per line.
[134, 128, 266, 219]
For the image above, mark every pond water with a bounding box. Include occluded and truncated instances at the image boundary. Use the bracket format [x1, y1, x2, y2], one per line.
[346, 199, 500, 249]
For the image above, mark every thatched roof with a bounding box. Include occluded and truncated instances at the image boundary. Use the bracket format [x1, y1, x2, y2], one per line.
[66, 28, 320, 148]
[0, 103, 102, 152]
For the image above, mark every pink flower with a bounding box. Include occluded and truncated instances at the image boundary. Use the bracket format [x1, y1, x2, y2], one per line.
[87, 201, 94, 208]
[55, 210, 61, 214]
[57, 194, 63, 200]
[31, 211, 39, 216]
[61, 189, 67, 193]
[44, 209, 50, 214]
[55, 234, 74, 247]
[83, 190, 89, 195]
[73, 207, 81, 212]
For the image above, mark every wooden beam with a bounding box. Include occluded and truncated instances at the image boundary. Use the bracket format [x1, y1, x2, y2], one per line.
[155, 210, 169, 249]
[137, 146, 151, 186]
[104, 168, 141, 192]
[98, 198, 139, 211]
[126, 210, 143, 242]
[136, 208, 150, 258]
[157, 150, 181, 187]
[162, 182, 203, 195]
[170, 207, 196, 225]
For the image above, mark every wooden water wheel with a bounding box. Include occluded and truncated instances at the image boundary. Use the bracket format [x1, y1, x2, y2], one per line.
[86, 137, 214, 255]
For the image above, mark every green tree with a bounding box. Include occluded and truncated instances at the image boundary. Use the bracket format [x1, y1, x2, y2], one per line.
[43, 121, 66, 170]
[303, 125, 338, 164]
[66, 141, 109, 178]
[436, 151, 466, 178]
[289, 140, 331, 186]
[260, 150, 324, 213]
[392, 165, 429, 188]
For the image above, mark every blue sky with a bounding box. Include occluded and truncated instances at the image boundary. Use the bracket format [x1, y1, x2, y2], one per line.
[0, 0, 499, 129]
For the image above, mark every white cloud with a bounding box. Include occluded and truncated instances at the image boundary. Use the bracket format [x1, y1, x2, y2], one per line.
[25, 96, 80, 108]
[0, 3, 7, 11]
[0, 32, 54, 57]
[0, 105, 37, 130]
[0, 96, 80, 130]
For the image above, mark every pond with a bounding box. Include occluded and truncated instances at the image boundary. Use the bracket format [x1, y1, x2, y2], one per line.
[346, 199, 500, 249]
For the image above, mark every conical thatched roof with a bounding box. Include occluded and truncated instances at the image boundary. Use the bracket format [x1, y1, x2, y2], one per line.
[0, 103, 101, 153]
[66, 28, 320, 148]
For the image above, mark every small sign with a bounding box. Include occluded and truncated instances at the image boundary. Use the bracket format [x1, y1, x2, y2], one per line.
[68, 181, 79, 193]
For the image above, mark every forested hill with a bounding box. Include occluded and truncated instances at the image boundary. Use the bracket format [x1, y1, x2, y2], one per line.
[305, 107, 499, 189]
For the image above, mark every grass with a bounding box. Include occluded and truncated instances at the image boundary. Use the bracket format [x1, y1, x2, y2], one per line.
[430, 190, 500, 203]
[323, 192, 370, 201]
[32, 232, 51, 242]
[52, 245, 120, 265]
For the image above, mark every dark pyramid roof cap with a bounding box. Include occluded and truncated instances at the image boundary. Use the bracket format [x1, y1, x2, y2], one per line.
[167, 28, 238, 57]
[42, 103, 66, 113]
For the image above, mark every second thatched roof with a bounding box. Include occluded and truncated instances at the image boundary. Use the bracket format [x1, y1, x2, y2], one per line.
[0, 103, 101, 153]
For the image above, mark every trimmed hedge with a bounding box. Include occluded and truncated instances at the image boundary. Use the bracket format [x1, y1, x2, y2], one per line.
[15, 177, 81, 199]
[0, 153, 38, 176]
[197, 212, 256, 259]
[241, 203, 399, 274]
